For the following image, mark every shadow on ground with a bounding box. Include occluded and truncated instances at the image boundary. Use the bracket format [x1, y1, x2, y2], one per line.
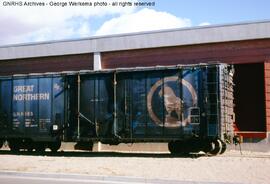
[0, 149, 205, 158]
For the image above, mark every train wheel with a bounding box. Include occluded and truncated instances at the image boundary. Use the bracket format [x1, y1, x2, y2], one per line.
[0, 139, 3, 149]
[27, 148, 34, 152]
[209, 139, 222, 155]
[202, 140, 214, 154]
[49, 141, 61, 153]
[27, 142, 34, 152]
[176, 140, 190, 155]
[168, 141, 178, 154]
[220, 140, 227, 155]
[35, 143, 45, 153]
[24, 140, 34, 152]
[168, 141, 188, 155]
[8, 140, 20, 152]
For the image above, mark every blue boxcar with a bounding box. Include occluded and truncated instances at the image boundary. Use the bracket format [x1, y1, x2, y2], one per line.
[0, 74, 66, 151]
[0, 64, 234, 155]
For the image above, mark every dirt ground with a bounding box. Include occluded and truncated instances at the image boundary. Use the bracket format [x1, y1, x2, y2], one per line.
[0, 148, 269, 184]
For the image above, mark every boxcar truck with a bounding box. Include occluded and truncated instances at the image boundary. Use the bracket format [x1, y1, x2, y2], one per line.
[0, 63, 234, 155]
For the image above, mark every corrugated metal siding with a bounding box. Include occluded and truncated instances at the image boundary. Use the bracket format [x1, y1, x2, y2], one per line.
[0, 54, 93, 75]
[102, 39, 270, 69]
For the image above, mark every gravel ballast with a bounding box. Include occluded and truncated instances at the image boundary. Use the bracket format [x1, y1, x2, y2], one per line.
[0, 150, 269, 184]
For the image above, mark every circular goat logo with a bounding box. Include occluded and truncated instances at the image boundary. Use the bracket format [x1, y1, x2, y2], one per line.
[147, 76, 197, 128]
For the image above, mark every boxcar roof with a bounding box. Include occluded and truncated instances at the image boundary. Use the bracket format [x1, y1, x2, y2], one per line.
[0, 63, 228, 78]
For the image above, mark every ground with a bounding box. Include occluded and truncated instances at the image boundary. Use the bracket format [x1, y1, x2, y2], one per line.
[0, 148, 269, 184]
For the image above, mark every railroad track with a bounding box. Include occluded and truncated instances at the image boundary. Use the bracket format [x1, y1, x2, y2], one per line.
[1, 148, 270, 159]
